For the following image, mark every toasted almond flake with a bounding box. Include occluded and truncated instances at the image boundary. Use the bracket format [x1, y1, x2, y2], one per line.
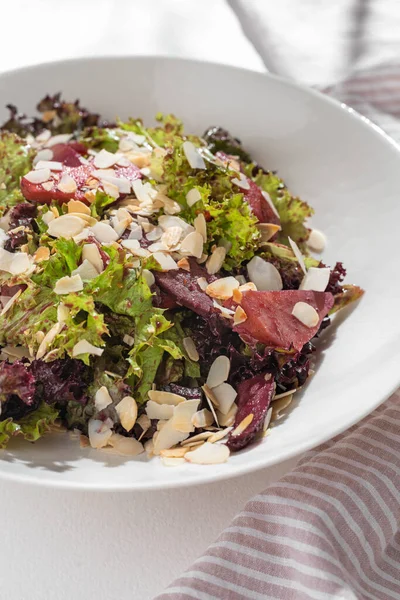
[125, 151, 152, 168]
[57, 303, 70, 323]
[72, 339, 104, 357]
[292, 301, 319, 327]
[90, 222, 119, 243]
[7, 252, 32, 275]
[54, 274, 83, 295]
[307, 228, 326, 253]
[35, 160, 63, 171]
[145, 400, 175, 420]
[115, 396, 138, 432]
[33, 246, 50, 263]
[35, 129, 52, 144]
[108, 433, 144, 456]
[171, 400, 200, 433]
[177, 257, 190, 271]
[182, 141, 206, 169]
[128, 224, 143, 241]
[42, 211, 55, 225]
[204, 391, 220, 427]
[88, 419, 112, 449]
[208, 426, 233, 443]
[232, 413, 254, 437]
[93, 148, 118, 169]
[36, 322, 63, 359]
[180, 231, 203, 258]
[232, 288, 242, 303]
[288, 237, 307, 274]
[182, 337, 199, 361]
[197, 277, 208, 291]
[148, 390, 186, 406]
[161, 456, 186, 467]
[234, 305, 248, 325]
[47, 215, 86, 239]
[130, 247, 151, 258]
[82, 243, 104, 273]
[206, 355, 230, 389]
[51, 207, 60, 218]
[181, 432, 213, 446]
[144, 438, 154, 457]
[95, 386, 113, 411]
[146, 226, 162, 241]
[185, 442, 229, 464]
[132, 179, 152, 203]
[41, 181, 54, 191]
[194, 213, 207, 242]
[257, 223, 281, 243]
[45, 133, 72, 147]
[35, 331, 45, 344]
[142, 269, 155, 287]
[0, 289, 22, 316]
[161, 226, 182, 249]
[153, 419, 189, 455]
[137, 414, 151, 433]
[186, 187, 202, 207]
[247, 256, 283, 291]
[153, 251, 178, 271]
[102, 180, 120, 199]
[211, 382, 237, 415]
[24, 168, 51, 184]
[202, 384, 219, 408]
[261, 190, 280, 219]
[158, 215, 193, 234]
[205, 276, 239, 300]
[67, 199, 90, 215]
[121, 239, 140, 251]
[232, 175, 250, 190]
[191, 409, 214, 429]
[33, 148, 54, 165]
[181, 440, 206, 450]
[300, 266, 330, 292]
[217, 403, 238, 427]
[263, 407, 273, 431]
[272, 395, 293, 420]
[206, 246, 226, 275]
[160, 447, 189, 458]
[157, 420, 168, 431]
[123, 334, 135, 347]
[80, 434, 90, 448]
[147, 241, 167, 253]
[71, 259, 99, 281]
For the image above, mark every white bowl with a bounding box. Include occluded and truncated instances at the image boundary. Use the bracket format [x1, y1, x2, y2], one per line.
[0, 56, 398, 491]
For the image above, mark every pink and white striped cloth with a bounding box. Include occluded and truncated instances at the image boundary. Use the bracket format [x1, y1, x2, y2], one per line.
[155, 67, 400, 600]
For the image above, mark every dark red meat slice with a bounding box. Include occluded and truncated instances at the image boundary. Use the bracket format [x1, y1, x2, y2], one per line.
[232, 290, 334, 351]
[20, 149, 142, 205]
[153, 259, 217, 320]
[227, 374, 275, 451]
[243, 180, 280, 225]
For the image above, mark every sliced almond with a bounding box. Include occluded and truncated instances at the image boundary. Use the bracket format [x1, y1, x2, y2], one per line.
[108, 433, 144, 456]
[292, 302, 319, 327]
[153, 419, 189, 455]
[161, 456, 186, 467]
[197, 277, 208, 291]
[158, 215, 193, 234]
[177, 257, 190, 271]
[82, 243, 104, 273]
[36, 322, 63, 359]
[33, 148, 53, 165]
[145, 400, 175, 420]
[233, 306, 248, 325]
[57, 173, 77, 194]
[142, 269, 155, 287]
[24, 168, 51, 184]
[115, 396, 138, 432]
[170, 400, 200, 433]
[33, 246, 50, 263]
[247, 256, 283, 291]
[272, 395, 293, 420]
[185, 442, 230, 464]
[261, 190, 280, 219]
[257, 223, 281, 243]
[95, 386, 113, 411]
[161, 226, 182, 249]
[93, 148, 118, 169]
[90, 222, 119, 243]
[186, 187, 202, 207]
[148, 390, 186, 406]
[205, 276, 239, 300]
[153, 252, 178, 271]
[307, 228, 326, 253]
[232, 175, 250, 190]
[202, 384, 220, 408]
[72, 339, 104, 357]
[48, 215, 86, 239]
[54, 274, 83, 295]
[263, 406, 273, 431]
[217, 403, 238, 427]
[144, 438, 154, 457]
[72, 259, 99, 281]
[231, 413, 254, 437]
[211, 382, 237, 415]
[191, 409, 214, 428]
[194, 213, 207, 242]
[146, 226, 163, 241]
[206, 246, 226, 275]
[288, 237, 307, 274]
[206, 355, 230, 389]
[182, 336, 199, 361]
[300, 267, 330, 292]
[160, 446, 189, 458]
[180, 231, 203, 258]
[88, 418, 112, 449]
[208, 427, 233, 443]
[0, 289, 22, 316]
[181, 431, 213, 446]
[182, 141, 206, 169]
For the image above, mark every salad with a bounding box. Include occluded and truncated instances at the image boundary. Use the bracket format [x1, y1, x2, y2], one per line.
[0, 95, 363, 466]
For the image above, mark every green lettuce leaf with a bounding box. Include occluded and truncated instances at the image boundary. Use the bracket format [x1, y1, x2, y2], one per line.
[0, 132, 33, 215]
[80, 127, 120, 153]
[0, 402, 59, 448]
[329, 284, 364, 315]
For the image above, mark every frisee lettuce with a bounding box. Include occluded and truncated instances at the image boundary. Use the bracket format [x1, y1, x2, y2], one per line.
[0, 401, 59, 448]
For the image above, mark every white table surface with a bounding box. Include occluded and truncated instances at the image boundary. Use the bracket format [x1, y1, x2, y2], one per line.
[0, 2, 298, 598]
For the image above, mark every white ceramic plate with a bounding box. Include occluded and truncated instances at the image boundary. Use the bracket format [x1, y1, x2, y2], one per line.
[0, 56, 398, 491]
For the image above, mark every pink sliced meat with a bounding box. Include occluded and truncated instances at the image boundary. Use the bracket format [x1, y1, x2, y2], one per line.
[20, 145, 142, 205]
[243, 179, 280, 225]
[227, 374, 275, 451]
[232, 290, 334, 351]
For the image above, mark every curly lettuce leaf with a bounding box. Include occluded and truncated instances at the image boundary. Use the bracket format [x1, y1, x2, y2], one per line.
[80, 127, 119, 153]
[329, 284, 364, 314]
[249, 168, 313, 248]
[0, 401, 59, 448]
[0, 132, 33, 215]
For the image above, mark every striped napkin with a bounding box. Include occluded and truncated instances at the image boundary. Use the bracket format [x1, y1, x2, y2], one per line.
[155, 66, 400, 600]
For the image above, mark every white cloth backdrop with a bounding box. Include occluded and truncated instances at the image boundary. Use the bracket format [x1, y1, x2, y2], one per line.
[0, 1, 398, 599]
